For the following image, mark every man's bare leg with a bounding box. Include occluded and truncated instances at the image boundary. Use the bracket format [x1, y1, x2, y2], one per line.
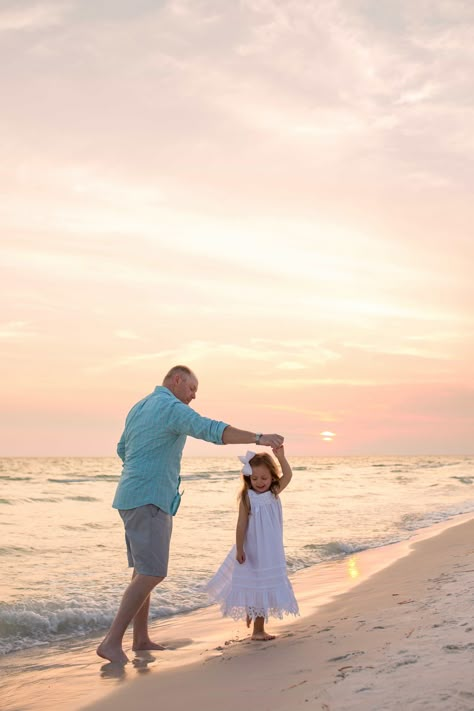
[132, 572, 166, 651]
[97, 572, 164, 663]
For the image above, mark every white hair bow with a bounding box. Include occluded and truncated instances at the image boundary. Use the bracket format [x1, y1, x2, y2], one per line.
[238, 450, 256, 476]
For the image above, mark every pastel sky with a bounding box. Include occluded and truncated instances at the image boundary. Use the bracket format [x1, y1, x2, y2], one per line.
[2, 0, 473, 456]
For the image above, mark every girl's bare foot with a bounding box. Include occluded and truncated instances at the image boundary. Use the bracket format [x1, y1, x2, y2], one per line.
[96, 640, 129, 664]
[251, 631, 275, 641]
[246, 614, 251, 629]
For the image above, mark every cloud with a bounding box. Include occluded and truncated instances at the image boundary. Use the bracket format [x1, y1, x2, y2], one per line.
[0, 321, 34, 339]
[2, 0, 473, 216]
[258, 377, 382, 389]
[0, 2, 70, 32]
[266, 403, 341, 421]
[114, 330, 140, 340]
[87, 338, 340, 375]
[276, 361, 306, 370]
[341, 340, 456, 362]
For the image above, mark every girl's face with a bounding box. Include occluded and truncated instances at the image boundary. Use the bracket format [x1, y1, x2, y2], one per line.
[249, 463, 272, 493]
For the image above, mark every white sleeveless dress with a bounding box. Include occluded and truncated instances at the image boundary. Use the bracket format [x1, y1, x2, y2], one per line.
[205, 489, 299, 621]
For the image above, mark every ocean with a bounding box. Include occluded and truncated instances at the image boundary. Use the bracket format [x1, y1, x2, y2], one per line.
[1, 454, 474, 659]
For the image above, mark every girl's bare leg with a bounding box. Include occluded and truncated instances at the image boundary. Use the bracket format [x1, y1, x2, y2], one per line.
[251, 616, 275, 641]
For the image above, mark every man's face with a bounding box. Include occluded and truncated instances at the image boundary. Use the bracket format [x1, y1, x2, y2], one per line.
[175, 374, 198, 405]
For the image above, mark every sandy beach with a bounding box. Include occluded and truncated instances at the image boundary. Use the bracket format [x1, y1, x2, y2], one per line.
[74, 514, 474, 711]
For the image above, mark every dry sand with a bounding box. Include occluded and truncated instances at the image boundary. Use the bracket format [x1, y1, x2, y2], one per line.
[79, 514, 474, 711]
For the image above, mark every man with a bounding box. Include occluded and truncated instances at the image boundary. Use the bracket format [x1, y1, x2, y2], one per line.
[97, 365, 284, 663]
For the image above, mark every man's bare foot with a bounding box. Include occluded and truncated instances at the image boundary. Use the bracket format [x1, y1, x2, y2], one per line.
[132, 639, 167, 651]
[251, 631, 275, 641]
[96, 640, 129, 664]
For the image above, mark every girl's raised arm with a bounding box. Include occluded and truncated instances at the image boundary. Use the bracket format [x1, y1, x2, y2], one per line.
[274, 446, 293, 492]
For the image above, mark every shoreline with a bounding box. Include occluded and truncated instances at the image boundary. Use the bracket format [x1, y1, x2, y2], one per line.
[2, 512, 474, 711]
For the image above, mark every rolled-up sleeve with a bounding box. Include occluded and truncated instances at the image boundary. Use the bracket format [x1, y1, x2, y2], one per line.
[170, 402, 228, 444]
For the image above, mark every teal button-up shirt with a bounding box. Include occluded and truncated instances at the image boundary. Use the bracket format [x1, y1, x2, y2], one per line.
[113, 386, 228, 515]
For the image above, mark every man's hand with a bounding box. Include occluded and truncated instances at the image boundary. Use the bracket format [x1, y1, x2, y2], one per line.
[259, 434, 284, 449]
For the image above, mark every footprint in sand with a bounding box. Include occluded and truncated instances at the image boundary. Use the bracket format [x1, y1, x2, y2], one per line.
[336, 664, 368, 679]
[443, 643, 474, 652]
[385, 655, 419, 671]
[328, 651, 365, 663]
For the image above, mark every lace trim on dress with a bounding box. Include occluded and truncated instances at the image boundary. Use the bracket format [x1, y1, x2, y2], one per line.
[223, 603, 299, 622]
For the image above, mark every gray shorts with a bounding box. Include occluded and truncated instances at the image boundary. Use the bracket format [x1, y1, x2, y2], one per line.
[119, 504, 173, 577]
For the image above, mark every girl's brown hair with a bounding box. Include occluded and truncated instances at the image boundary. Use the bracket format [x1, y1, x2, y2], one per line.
[238, 453, 281, 512]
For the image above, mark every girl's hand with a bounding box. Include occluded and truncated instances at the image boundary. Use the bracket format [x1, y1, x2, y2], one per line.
[272, 444, 285, 459]
[236, 549, 246, 564]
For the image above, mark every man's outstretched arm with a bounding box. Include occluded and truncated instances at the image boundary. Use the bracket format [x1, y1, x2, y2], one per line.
[221, 426, 283, 449]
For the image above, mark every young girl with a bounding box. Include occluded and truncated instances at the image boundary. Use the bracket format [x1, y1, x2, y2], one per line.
[206, 446, 299, 640]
